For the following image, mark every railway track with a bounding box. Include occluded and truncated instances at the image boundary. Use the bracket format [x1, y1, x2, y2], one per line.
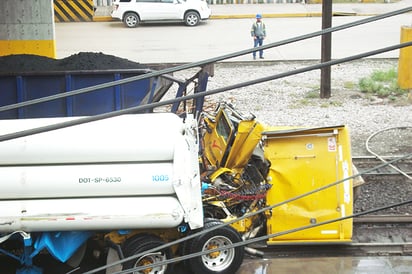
[352, 156, 412, 177]
[353, 155, 412, 216]
[247, 215, 412, 258]
[250, 241, 412, 258]
[353, 215, 412, 253]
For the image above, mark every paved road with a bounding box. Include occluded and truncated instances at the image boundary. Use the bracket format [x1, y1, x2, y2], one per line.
[55, 14, 411, 64]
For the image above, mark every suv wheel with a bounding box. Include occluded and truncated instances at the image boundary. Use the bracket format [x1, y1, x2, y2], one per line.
[124, 12, 139, 28]
[184, 11, 200, 26]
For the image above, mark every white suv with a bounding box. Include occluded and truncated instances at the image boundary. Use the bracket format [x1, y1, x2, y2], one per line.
[111, 0, 212, 28]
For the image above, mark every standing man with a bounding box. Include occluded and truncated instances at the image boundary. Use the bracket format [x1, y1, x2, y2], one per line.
[251, 13, 266, 60]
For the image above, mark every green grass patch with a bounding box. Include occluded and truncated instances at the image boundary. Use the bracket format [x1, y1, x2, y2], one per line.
[343, 81, 356, 89]
[304, 90, 320, 99]
[320, 101, 343, 108]
[358, 68, 408, 99]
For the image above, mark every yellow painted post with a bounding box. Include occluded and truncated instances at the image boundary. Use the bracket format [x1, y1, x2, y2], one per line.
[398, 26, 412, 89]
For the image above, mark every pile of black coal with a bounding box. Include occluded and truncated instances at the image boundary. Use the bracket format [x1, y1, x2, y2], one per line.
[0, 52, 147, 73]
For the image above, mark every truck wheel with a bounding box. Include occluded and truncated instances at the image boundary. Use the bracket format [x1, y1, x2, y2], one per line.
[122, 234, 172, 274]
[184, 11, 200, 26]
[184, 221, 244, 274]
[123, 12, 139, 28]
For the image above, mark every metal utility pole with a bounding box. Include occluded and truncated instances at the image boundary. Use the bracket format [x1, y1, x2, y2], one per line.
[320, 0, 332, 98]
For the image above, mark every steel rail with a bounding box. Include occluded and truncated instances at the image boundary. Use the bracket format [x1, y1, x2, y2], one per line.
[353, 156, 412, 175]
[252, 242, 412, 257]
[353, 215, 412, 223]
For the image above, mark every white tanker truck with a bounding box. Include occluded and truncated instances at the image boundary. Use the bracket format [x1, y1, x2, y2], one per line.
[0, 104, 355, 274]
[0, 113, 245, 274]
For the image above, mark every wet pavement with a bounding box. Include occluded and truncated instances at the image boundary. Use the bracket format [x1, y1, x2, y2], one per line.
[237, 256, 412, 274]
[2, 253, 412, 273]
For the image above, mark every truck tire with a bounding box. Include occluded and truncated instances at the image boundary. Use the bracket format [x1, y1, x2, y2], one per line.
[184, 220, 244, 274]
[122, 234, 172, 274]
[184, 11, 200, 26]
[123, 12, 139, 28]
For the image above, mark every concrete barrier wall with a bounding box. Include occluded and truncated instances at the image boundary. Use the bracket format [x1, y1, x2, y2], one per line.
[54, 0, 94, 22]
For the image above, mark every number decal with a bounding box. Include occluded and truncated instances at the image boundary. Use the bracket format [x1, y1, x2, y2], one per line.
[79, 177, 121, 183]
[152, 175, 169, 182]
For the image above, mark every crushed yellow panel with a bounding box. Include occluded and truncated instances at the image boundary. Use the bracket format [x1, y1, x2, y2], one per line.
[0, 40, 56, 58]
[225, 120, 263, 169]
[263, 126, 353, 244]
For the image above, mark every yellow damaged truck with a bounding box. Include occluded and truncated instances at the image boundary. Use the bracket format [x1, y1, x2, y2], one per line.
[200, 103, 353, 246]
[0, 103, 353, 274]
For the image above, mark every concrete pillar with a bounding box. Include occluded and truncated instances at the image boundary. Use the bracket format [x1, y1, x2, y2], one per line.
[0, 0, 56, 58]
[398, 26, 412, 89]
